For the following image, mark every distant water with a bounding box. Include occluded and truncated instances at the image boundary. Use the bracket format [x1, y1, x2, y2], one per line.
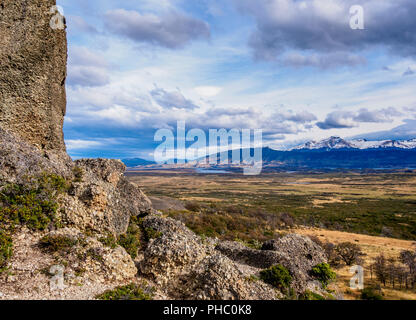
[195, 168, 229, 174]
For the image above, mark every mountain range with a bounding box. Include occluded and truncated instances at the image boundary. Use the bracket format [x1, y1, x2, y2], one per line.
[123, 137, 416, 170]
[292, 136, 416, 151]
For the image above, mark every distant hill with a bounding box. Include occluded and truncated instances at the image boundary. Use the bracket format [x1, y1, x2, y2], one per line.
[122, 158, 156, 167]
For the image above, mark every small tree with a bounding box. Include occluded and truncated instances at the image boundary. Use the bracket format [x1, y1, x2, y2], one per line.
[373, 254, 388, 286]
[335, 242, 364, 266]
[310, 263, 337, 288]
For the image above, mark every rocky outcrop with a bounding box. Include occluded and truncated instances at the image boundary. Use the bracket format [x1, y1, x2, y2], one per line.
[0, 0, 67, 152]
[139, 215, 279, 300]
[216, 234, 327, 294]
[0, 127, 152, 235]
[62, 159, 152, 235]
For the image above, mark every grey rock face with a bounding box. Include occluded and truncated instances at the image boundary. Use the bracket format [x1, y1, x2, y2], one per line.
[0, 0, 67, 152]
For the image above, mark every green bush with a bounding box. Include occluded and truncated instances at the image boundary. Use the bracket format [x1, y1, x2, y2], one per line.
[260, 264, 292, 290]
[39, 234, 78, 253]
[99, 233, 118, 249]
[0, 230, 13, 268]
[72, 166, 84, 183]
[96, 283, 153, 300]
[118, 223, 141, 259]
[361, 287, 383, 300]
[310, 263, 336, 288]
[299, 290, 326, 300]
[0, 173, 68, 231]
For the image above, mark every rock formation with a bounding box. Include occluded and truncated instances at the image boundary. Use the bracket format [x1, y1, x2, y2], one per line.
[0, 0, 334, 300]
[0, 0, 67, 152]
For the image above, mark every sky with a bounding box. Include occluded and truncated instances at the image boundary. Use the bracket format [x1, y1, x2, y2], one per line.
[57, 0, 416, 160]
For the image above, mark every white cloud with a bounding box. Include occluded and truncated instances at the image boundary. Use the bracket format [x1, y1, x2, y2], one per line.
[194, 86, 222, 97]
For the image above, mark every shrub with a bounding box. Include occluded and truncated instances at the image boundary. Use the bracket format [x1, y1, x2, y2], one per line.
[96, 283, 153, 300]
[0, 173, 68, 231]
[185, 201, 201, 212]
[299, 290, 326, 300]
[0, 230, 13, 268]
[310, 263, 336, 287]
[39, 235, 78, 253]
[335, 242, 364, 266]
[260, 264, 292, 290]
[118, 223, 141, 259]
[99, 233, 118, 249]
[361, 287, 383, 300]
[72, 166, 84, 183]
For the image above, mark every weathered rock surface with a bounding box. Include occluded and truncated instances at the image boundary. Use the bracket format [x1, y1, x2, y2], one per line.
[44, 228, 137, 282]
[0, 0, 67, 152]
[216, 234, 327, 294]
[62, 158, 153, 235]
[139, 215, 279, 300]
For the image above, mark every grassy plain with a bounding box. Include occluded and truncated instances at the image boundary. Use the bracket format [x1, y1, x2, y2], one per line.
[127, 169, 416, 240]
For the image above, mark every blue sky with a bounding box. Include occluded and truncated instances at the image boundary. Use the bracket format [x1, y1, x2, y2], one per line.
[58, 0, 416, 160]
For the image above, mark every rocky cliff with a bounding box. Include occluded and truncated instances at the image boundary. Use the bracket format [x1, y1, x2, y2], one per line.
[0, 0, 334, 300]
[0, 0, 67, 152]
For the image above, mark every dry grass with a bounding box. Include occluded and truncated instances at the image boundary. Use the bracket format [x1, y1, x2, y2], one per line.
[294, 227, 416, 300]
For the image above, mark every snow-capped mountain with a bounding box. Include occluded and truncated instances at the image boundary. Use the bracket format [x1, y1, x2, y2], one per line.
[293, 137, 416, 150]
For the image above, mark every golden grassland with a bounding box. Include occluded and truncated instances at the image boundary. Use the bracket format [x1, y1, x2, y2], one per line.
[294, 227, 416, 300]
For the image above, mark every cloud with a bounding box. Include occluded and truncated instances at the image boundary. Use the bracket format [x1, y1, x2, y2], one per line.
[353, 107, 402, 123]
[194, 86, 222, 97]
[67, 15, 98, 34]
[283, 52, 366, 68]
[234, 0, 416, 66]
[205, 107, 256, 117]
[352, 119, 416, 140]
[317, 111, 357, 129]
[104, 9, 210, 49]
[66, 139, 103, 150]
[150, 87, 199, 110]
[317, 107, 402, 129]
[274, 110, 318, 123]
[67, 46, 111, 87]
[403, 67, 415, 76]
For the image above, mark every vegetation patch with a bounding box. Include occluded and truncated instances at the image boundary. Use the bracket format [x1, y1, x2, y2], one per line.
[0, 173, 69, 231]
[98, 233, 118, 249]
[39, 234, 79, 253]
[299, 290, 326, 300]
[0, 230, 13, 268]
[144, 227, 162, 241]
[118, 221, 141, 259]
[259, 264, 292, 290]
[360, 287, 384, 300]
[72, 166, 84, 183]
[310, 263, 336, 288]
[96, 283, 153, 300]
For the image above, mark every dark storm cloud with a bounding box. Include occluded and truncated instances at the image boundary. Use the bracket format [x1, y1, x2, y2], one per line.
[104, 9, 210, 49]
[234, 0, 416, 66]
